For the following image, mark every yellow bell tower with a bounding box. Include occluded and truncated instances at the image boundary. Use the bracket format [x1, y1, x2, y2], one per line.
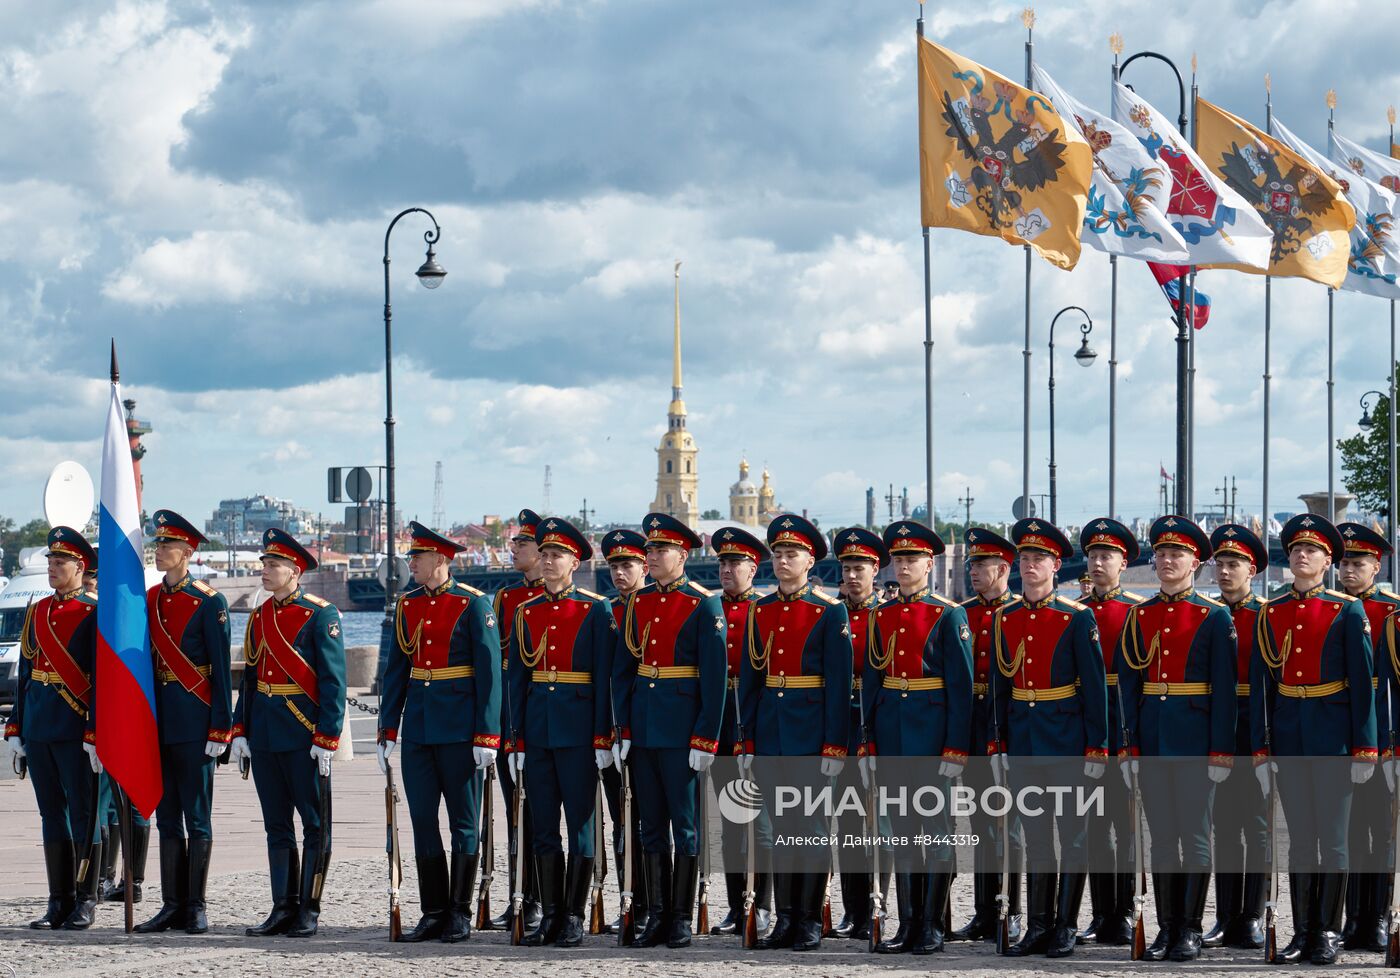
[651, 260, 699, 527]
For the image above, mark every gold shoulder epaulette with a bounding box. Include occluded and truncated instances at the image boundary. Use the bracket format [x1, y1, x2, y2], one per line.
[304, 593, 330, 608]
[813, 589, 839, 605]
[929, 592, 959, 608]
[1057, 596, 1088, 612]
[193, 580, 218, 596]
[1381, 589, 1400, 602]
[959, 596, 979, 608]
[577, 588, 604, 600]
[1197, 593, 1225, 608]
[455, 582, 486, 597]
[688, 582, 713, 597]
[1326, 589, 1357, 602]
[1122, 590, 1147, 603]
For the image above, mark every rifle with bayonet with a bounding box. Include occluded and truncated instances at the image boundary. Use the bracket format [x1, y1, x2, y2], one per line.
[1383, 676, 1399, 967]
[590, 779, 607, 934]
[1117, 679, 1145, 961]
[863, 723, 883, 952]
[735, 685, 759, 949]
[510, 766, 527, 946]
[1262, 668, 1279, 964]
[992, 703, 1011, 954]
[385, 758, 403, 941]
[617, 725, 637, 946]
[475, 763, 496, 931]
[697, 772, 710, 934]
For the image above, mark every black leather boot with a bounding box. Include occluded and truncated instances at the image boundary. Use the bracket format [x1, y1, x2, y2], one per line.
[490, 840, 518, 931]
[136, 837, 188, 933]
[1096, 872, 1135, 946]
[712, 872, 745, 935]
[442, 852, 478, 943]
[1229, 872, 1267, 949]
[1204, 872, 1240, 948]
[184, 839, 212, 934]
[1341, 873, 1362, 948]
[666, 854, 699, 948]
[60, 840, 102, 929]
[756, 872, 796, 949]
[98, 827, 116, 902]
[1006, 872, 1056, 956]
[105, 823, 150, 904]
[875, 872, 920, 953]
[1144, 873, 1177, 961]
[1275, 872, 1313, 965]
[913, 872, 951, 954]
[1077, 871, 1110, 944]
[523, 852, 565, 946]
[792, 873, 825, 951]
[832, 871, 870, 939]
[1169, 872, 1209, 961]
[1006, 870, 1024, 944]
[1047, 872, 1086, 957]
[285, 845, 323, 938]
[1364, 871, 1392, 953]
[556, 854, 593, 948]
[636, 853, 671, 948]
[1311, 873, 1345, 965]
[31, 842, 76, 929]
[949, 871, 996, 941]
[755, 868, 774, 936]
[246, 849, 299, 936]
[403, 853, 450, 942]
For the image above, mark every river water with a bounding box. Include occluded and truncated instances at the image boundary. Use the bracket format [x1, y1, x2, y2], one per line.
[229, 610, 386, 650]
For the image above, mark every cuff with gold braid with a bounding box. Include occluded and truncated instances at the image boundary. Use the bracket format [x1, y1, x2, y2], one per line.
[3, 722, 17, 739]
[1084, 746, 1108, 760]
[593, 733, 614, 750]
[1208, 752, 1233, 768]
[1252, 749, 1270, 767]
[617, 726, 631, 742]
[690, 735, 718, 754]
[1354, 747, 1379, 761]
[473, 733, 501, 749]
[312, 731, 339, 751]
[83, 730, 97, 745]
[985, 739, 1002, 755]
[230, 723, 245, 739]
[941, 748, 967, 765]
[739, 738, 754, 755]
[821, 743, 847, 759]
[382, 727, 398, 743]
[206, 728, 232, 744]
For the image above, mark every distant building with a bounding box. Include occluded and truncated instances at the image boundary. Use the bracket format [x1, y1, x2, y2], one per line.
[207, 495, 315, 541]
[650, 261, 699, 528]
[729, 458, 759, 526]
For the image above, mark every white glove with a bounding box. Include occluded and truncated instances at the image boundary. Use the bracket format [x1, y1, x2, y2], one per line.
[1386, 758, 1399, 793]
[990, 753, 1011, 785]
[736, 752, 754, 777]
[1207, 764, 1230, 784]
[310, 744, 334, 777]
[377, 739, 395, 774]
[689, 748, 715, 772]
[1084, 759, 1105, 780]
[612, 738, 631, 769]
[204, 740, 225, 758]
[1254, 760, 1277, 796]
[6, 736, 24, 759]
[84, 742, 103, 774]
[474, 746, 497, 770]
[820, 757, 845, 778]
[509, 750, 525, 780]
[938, 759, 962, 779]
[1352, 760, 1376, 785]
[858, 754, 876, 788]
[595, 748, 613, 770]
[230, 736, 251, 763]
[1121, 758, 1139, 790]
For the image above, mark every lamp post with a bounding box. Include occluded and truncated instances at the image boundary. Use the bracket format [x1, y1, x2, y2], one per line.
[1119, 50, 1191, 518]
[1360, 390, 1385, 430]
[1049, 306, 1096, 525]
[379, 208, 446, 677]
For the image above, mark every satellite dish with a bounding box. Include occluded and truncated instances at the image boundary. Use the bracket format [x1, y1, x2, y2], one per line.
[44, 461, 96, 530]
[1011, 495, 1037, 521]
[377, 555, 410, 589]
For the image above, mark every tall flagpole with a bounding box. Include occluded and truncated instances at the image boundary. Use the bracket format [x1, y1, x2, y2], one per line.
[1109, 33, 1123, 517]
[918, 1, 935, 531]
[1263, 73, 1273, 595]
[1327, 89, 1338, 543]
[1391, 105, 1398, 583]
[1187, 53, 1199, 519]
[1021, 7, 1035, 519]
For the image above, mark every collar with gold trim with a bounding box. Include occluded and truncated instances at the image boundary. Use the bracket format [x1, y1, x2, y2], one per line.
[775, 582, 812, 603]
[977, 589, 1013, 607]
[723, 588, 758, 604]
[55, 586, 85, 602]
[1022, 592, 1057, 610]
[1090, 585, 1123, 602]
[894, 586, 931, 604]
[429, 578, 456, 597]
[162, 574, 192, 595]
[1291, 583, 1326, 600]
[275, 588, 304, 608]
[1157, 587, 1194, 603]
[656, 576, 690, 594]
[844, 591, 879, 612]
[545, 584, 576, 601]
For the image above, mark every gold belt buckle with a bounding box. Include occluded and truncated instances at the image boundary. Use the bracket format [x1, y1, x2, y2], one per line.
[548, 668, 558, 684]
[898, 677, 909, 691]
[1298, 684, 1311, 699]
[774, 674, 787, 688]
[1025, 687, 1037, 702]
[423, 667, 432, 686]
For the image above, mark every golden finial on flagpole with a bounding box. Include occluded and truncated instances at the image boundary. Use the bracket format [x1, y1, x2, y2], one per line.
[1022, 7, 1035, 30]
[1264, 73, 1271, 94]
[1389, 105, 1397, 127]
[1191, 53, 1198, 75]
[1108, 32, 1123, 55]
[1326, 89, 1337, 110]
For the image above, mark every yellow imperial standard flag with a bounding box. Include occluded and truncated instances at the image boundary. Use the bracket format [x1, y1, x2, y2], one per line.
[917, 36, 1092, 271]
[1196, 97, 1354, 287]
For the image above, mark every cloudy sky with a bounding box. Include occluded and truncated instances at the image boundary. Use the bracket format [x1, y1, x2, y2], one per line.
[1, 0, 1396, 535]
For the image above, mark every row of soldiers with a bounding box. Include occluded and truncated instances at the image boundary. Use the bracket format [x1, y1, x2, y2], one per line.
[6, 504, 1397, 968]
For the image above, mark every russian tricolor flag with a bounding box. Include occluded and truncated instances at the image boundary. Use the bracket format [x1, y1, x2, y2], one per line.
[97, 343, 162, 817]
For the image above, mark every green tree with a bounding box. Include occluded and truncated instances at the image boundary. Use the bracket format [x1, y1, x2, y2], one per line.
[1339, 387, 1396, 516]
[701, 509, 722, 521]
[1, 517, 51, 577]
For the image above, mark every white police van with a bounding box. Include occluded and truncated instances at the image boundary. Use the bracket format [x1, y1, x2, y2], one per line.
[0, 549, 56, 708]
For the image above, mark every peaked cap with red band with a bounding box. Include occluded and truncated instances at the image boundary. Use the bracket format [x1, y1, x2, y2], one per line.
[643, 512, 702, 551]
[712, 525, 770, 564]
[1011, 517, 1072, 559]
[1210, 522, 1267, 568]
[405, 519, 466, 559]
[882, 520, 944, 558]
[536, 516, 593, 561]
[834, 526, 888, 567]
[965, 526, 1015, 564]
[766, 513, 828, 560]
[602, 528, 647, 563]
[1149, 515, 1210, 559]
[261, 527, 318, 573]
[1281, 513, 1344, 566]
[152, 509, 208, 551]
[46, 525, 95, 566]
[1078, 516, 1140, 562]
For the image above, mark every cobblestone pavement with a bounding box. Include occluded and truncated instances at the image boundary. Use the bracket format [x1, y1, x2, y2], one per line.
[0, 756, 1387, 976]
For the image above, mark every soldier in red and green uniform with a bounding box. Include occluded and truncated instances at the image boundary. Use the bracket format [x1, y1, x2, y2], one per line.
[1076, 518, 1144, 946]
[1251, 514, 1378, 966]
[992, 518, 1108, 959]
[1115, 516, 1236, 962]
[1204, 522, 1269, 950]
[5, 527, 101, 930]
[950, 526, 1021, 944]
[861, 520, 972, 956]
[229, 529, 346, 939]
[489, 508, 546, 932]
[1335, 521, 1400, 952]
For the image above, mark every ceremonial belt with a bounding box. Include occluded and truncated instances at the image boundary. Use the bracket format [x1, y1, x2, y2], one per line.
[157, 663, 212, 684]
[1236, 683, 1251, 697]
[1012, 681, 1079, 703]
[255, 681, 316, 732]
[34, 609, 91, 706]
[727, 677, 739, 690]
[1278, 679, 1348, 699]
[148, 590, 212, 706]
[27, 670, 87, 717]
[257, 605, 321, 705]
[765, 675, 823, 688]
[1142, 681, 1211, 696]
[1105, 674, 1119, 686]
[411, 665, 475, 682]
[638, 664, 699, 679]
[530, 669, 589, 684]
[973, 682, 989, 695]
[882, 676, 945, 691]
